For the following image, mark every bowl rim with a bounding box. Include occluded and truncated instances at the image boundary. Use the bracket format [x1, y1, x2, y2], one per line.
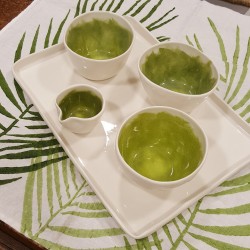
[64, 11, 134, 62]
[115, 106, 208, 188]
[55, 83, 105, 122]
[138, 41, 219, 98]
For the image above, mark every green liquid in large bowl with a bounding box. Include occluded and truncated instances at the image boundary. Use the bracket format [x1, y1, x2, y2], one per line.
[141, 48, 216, 95]
[59, 90, 102, 120]
[118, 112, 203, 182]
[66, 18, 132, 60]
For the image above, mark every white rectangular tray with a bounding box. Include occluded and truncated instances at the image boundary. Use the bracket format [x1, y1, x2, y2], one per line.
[12, 17, 250, 239]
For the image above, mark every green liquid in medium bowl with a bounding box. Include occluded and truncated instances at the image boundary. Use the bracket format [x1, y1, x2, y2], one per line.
[141, 48, 216, 95]
[118, 112, 203, 182]
[59, 90, 102, 120]
[66, 19, 132, 60]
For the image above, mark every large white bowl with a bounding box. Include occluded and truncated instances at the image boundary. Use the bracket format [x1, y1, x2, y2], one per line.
[138, 42, 219, 113]
[116, 106, 208, 188]
[64, 11, 134, 81]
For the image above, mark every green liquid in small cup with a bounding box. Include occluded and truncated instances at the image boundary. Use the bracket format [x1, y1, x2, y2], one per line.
[118, 112, 203, 182]
[59, 90, 102, 120]
[66, 18, 132, 60]
[142, 48, 216, 95]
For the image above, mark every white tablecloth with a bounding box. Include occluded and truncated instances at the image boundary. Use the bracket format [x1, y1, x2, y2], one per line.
[0, 0, 250, 249]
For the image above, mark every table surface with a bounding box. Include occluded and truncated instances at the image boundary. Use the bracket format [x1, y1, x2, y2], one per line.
[0, 0, 250, 249]
[0, 0, 33, 30]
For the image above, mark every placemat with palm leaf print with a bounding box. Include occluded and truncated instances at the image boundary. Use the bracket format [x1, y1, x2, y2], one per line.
[0, 0, 250, 249]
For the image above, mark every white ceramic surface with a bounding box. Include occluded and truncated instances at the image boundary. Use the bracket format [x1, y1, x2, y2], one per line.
[55, 84, 105, 134]
[64, 11, 134, 80]
[12, 17, 250, 239]
[116, 106, 208, 188]
[138, 42, 219, 113]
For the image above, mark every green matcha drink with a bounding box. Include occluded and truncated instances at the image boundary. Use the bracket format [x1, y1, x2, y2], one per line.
[66, 18, 132, 60]
[59, 90, 102, 120]
[141, 48, 216, 95]
[118, 112, 203, 182]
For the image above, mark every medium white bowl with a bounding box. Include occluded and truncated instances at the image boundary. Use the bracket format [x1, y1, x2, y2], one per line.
[116, 106, 208, 188]
[55, 84, 105, 134]
[138, 42, 219, 113]
[64, 11, 134, 80]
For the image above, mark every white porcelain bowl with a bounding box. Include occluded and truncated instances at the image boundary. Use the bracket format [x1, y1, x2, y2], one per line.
[138, 42, 219, 113]
[116, 106, 208, 188]
[64, 11, 134, 80]
[55, 84, 105, 134]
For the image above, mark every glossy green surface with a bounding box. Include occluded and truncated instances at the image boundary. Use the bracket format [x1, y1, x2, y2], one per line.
[59, 90, 102, 120]
[66, 18, 132, 60]
[118, 112, 203, 182]
[142, 48, 216, 95]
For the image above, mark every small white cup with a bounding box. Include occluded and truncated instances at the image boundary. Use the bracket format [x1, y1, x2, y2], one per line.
[55, 84, 105, 134]
[138, 42, 219, 113]
[64, 11, 134, 80]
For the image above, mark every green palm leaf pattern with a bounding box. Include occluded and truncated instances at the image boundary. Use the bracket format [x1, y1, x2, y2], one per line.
[146, 7, 178, 32]
[186, 18, 250, 122]
[208, 18, 250, 116]
[1, 0, 250, 249]
[0, 176, 22, 185]
[189, 232, 249, 250]
[20, 154, 162, 249]
[186, 34, 203, 52]
[0, 2, 76, 184]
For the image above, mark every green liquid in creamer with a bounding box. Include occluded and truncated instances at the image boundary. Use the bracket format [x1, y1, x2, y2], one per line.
[142, 48, 216, 95]
[59, 90, 102, 120]
[118, 112, 203, 182]
[66, 19, 132, 60]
